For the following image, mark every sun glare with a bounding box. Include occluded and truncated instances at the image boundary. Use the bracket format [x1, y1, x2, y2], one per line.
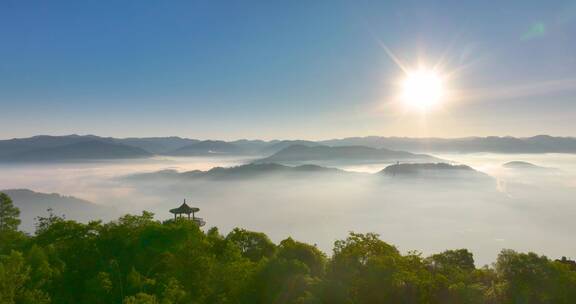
[402, 69, 444, 109]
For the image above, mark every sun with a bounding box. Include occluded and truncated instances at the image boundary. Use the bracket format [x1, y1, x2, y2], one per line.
[401, 69, 444, 109]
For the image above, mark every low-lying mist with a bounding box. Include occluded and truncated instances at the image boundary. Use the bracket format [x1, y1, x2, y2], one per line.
[1, 153, 576, 266]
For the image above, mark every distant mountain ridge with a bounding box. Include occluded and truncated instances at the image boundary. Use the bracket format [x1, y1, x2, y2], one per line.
[0, 135, 194, 161]
[164, 140, 247, 156]
[259, 140, 321, 155]
[3, 140, 151, 162]
[255, 144, 439, 165]
[113, 137, 199, 154]
[320, 135, 576, 153]
[2, 134, 576, 162]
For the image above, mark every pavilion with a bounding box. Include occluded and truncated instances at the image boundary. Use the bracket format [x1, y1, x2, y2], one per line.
[170, 199, 205, 226]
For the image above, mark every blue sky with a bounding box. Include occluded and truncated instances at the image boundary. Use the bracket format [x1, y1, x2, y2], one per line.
[1, 0, 575, 139]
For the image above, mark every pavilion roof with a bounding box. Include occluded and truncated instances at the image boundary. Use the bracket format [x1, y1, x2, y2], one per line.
[170, 202, 200, 214]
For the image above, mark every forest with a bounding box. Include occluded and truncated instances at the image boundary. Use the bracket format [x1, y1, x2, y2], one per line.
[1, 192, 576, 304]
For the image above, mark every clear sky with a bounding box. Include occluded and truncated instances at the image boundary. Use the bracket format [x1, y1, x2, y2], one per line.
[1, 0, 575, 140]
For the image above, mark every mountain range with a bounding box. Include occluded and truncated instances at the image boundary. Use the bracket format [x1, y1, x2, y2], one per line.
[322, 135, 576, 153]
[1, 134, 575, 162]
[125, 162, 491, 183]
[2, 140, 152, 162]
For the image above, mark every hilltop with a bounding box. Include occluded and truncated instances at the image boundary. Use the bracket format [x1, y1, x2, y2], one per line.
[381, 162, 492, 181]
[254, 144, 439, 165]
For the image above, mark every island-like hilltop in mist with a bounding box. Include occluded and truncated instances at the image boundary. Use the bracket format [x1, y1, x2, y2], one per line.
[1, 134, 576, 162]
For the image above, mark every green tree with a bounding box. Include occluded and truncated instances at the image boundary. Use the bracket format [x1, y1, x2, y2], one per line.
[277, 237, 326, 277]
[2, 206, 576, 304]
[85, 272, 114, 304]
[0, 251, 50, 304]
[0, 251, 29, 304]
[34, 217, 101, 303]
[0, 193, 20, 232]
[427, 249, 489, 304]
[0, 193, 27, 255]
[429, 249, 475, 272]
[123, 292, 158, 304]
[159, 278, 186, 304]
[243, 237, 326, 303]
[226, 228, 276, 262]
[25, 245, 55, 296]
[324, 232, 433, 304]
[495, 249, 576, 304]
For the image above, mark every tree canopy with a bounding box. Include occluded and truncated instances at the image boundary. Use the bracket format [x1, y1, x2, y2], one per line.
[0, 193, 20, 232]
[0, 192, 575, 303]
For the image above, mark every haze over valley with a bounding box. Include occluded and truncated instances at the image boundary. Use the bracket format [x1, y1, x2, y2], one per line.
[2, 134, 575, 266]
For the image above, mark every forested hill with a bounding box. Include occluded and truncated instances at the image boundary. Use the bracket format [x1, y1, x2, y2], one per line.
[1, 192, 575, 303]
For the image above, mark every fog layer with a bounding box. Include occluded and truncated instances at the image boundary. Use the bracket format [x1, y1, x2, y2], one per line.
[1, 153, 575, 266]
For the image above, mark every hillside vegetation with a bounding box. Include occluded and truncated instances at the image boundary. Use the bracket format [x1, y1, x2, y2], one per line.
[0, 192, 575, 304]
